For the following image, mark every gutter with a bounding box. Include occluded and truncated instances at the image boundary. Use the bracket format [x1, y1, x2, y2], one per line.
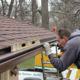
[0, 39, 56, 73]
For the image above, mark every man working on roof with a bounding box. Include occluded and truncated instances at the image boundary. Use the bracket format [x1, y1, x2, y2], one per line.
[43, 29, 80, 73]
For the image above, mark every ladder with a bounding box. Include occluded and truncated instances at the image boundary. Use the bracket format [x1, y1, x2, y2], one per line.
[41, 44, 63, 80]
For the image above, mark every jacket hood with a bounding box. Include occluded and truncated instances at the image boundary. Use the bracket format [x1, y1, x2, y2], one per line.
[69, 29, 80, 40]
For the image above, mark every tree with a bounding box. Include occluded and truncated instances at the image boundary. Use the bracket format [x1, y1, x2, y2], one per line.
[19, 0, 25, 20]
[8, 0, 14, 17]
[49, 0, 80, 31]
[1, 0, 7, 15]
[41, 0, 49, 29]
[32, 0, 38, 24]
[14, 0, 18, 18]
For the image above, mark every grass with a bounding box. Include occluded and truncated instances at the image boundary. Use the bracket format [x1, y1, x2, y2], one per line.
[19, 57, 35, 69]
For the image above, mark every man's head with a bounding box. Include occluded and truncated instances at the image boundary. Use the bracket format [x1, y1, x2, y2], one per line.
[56, 29, 71, 48]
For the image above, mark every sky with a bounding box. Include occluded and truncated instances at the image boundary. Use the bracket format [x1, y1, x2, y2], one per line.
[6, 0, 10, 4]
[6, 0, 41, 7]
[37, 0, 41, 7]
[6, 0, 52, 11]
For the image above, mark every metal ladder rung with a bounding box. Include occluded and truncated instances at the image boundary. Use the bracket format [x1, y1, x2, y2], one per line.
[41, 44, 64, 80]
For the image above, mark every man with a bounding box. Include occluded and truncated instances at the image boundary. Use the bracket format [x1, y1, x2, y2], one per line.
[43, 29, 80, 72]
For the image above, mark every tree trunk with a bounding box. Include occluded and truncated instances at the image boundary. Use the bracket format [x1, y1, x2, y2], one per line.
[32, 0, 37, 24]
[19, 0, 24, 20]
[8, 0, 14, 17]
[41, 0, 49, 29]
[1, 0, 5, 15]
[14, 0, 18, 18]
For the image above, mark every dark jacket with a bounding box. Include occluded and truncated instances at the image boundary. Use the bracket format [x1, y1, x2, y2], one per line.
[49, 29, 80, 72]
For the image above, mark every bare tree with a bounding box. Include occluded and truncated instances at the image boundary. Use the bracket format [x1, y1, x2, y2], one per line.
[8, 0, 14, 17]
[49, 0, 80, 31]
[1, 0, 6, 15]
[14, 0, 18, 18]
[32, 0, 38, 24]
[41, 0, 49, 29]
[19, 0, 24, 20]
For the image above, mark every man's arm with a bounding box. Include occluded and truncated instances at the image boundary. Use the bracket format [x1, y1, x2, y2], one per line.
[43, 42, 77, 72]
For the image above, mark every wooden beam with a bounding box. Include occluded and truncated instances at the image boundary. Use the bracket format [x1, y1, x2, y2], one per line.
[0, 46, 43, 72]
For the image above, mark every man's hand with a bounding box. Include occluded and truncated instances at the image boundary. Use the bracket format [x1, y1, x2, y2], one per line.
[43, 42, 52, 56]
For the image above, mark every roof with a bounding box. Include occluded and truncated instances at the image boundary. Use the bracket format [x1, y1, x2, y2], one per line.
[0, 15, 56, 72]
[0, 15, 55, 49]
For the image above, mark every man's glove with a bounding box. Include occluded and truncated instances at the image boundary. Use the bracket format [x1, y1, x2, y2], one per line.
[43, 42, 52, 56]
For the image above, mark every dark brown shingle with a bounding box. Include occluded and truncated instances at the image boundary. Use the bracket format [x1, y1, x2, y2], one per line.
[0, 15, 55, 49]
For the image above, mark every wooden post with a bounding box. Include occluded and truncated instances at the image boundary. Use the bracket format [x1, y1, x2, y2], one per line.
[0, 73, 1, 80]
[0, 71, 9, 80]
[0, 70, 18, 80]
